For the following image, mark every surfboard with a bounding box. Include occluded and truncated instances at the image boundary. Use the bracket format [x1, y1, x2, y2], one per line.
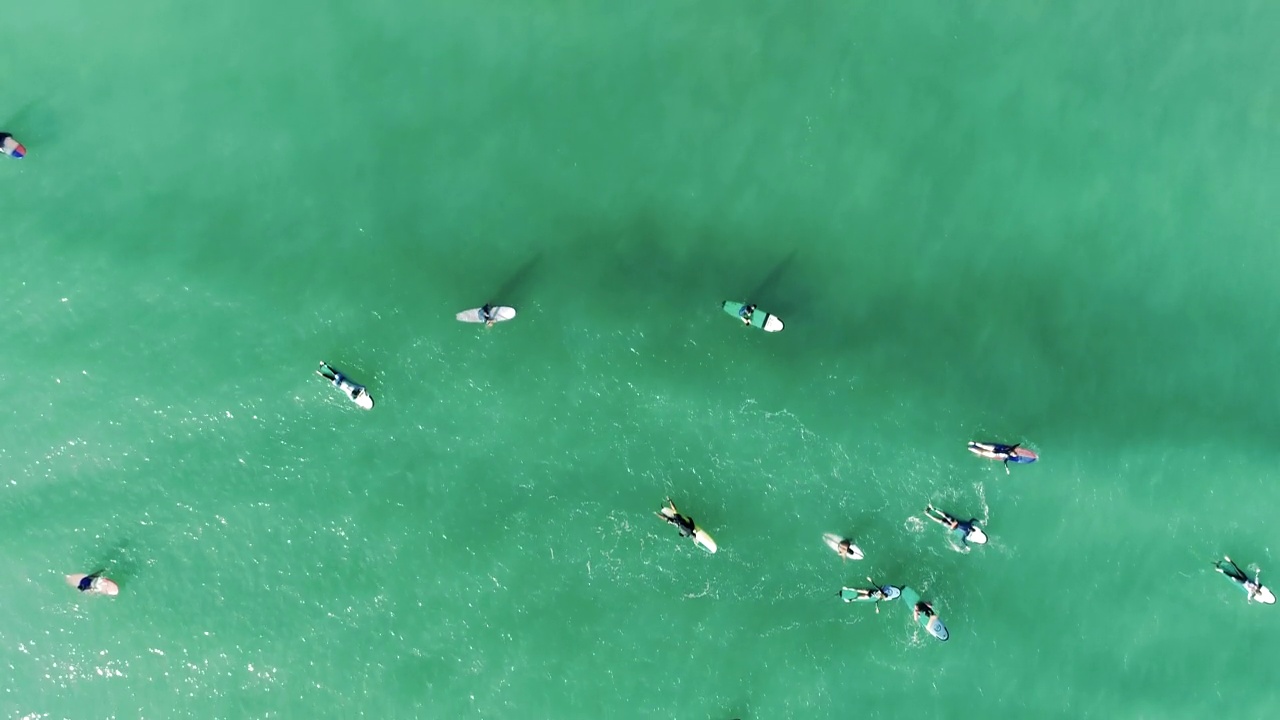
[823, 533, 864, 560]
[900, 586, 949, 641]
[456, 306, 517, 324]
[839, 585, 901, 602]
[722, 301, 784, 333]
[692, 528, 718, 554]
[66, 574, 119, 596]
[348, 387, 374, 410]
[963, 526, 988, 545]
[658, 506, 717, 553]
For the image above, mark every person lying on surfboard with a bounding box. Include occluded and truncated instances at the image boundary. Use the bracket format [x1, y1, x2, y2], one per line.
[1214, 557, 1272, 604]
[842, 578, 898, 612]
[924, 505, 986, 546]
[968, 441, 1037, 474]
[738, 304, 757, 325]
[657, 499, 697, 539]
[317, 362, 374, 409]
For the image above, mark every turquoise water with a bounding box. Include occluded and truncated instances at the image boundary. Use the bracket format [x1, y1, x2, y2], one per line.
[4, 1, 1280, 717]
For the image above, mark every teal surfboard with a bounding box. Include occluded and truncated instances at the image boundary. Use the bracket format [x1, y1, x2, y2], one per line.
[722, 301, 784, 332]
[900, 586, 949, 641]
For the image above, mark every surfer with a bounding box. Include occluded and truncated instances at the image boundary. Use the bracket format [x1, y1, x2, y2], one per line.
[77, 573, 104, 593]
[658, 498, 697, 539]
[842, 578, 895, 613]
[913, 600, 935, 622]
[968, 441, 1036, 474]
[924, 505, 985, 545]
[67, 571, 119, 596]
[738, 303, 757, 325]
[317, 361, 374, 409]
[1215, 557, 1267, 603]
[1, 132, 25, 158]
[479, 303, 496, 328]
[836, 539, 861, 560]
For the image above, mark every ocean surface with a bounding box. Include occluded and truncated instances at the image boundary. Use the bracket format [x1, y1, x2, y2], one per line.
[4, 1, 1280, 718]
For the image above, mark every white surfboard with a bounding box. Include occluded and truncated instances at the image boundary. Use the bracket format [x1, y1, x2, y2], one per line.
[348, 388, 374, 410]
[456, 306, 517, 324]
[966, 527, 988, 545]
[692, 528, 718, 554]
[823, 533, 864, 560]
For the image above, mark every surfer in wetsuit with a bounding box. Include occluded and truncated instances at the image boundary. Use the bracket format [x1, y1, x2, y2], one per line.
[479, 303, 496, 327]
[658, 498, 697, 538]
[1215, 557, 1264, 603]
[992, 444, 1019, 467]
[317, 362, 372, 407]
[924, 505, 982, 545]
[76, 573, 102, 592]
[913, 601, 935, 622]
[739, 304, 757, 326]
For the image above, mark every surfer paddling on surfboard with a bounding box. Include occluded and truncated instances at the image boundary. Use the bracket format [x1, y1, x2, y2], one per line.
[317, 362, 374, 410]
[657, 498, 717, 553]
[66, 571, 119, 596]
[839, 578, 901, 613]
[924, 505, 987, 547]
[967, 441, 1037, 474]
[1214, 556, 1276, 605]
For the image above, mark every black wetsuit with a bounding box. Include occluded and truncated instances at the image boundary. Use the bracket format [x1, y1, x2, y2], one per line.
[77, 575, 96, 592]
[671, 515, 696, 537]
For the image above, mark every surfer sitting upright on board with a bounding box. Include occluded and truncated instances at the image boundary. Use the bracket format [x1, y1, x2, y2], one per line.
[913, 601, 935, 622]
[836, 539, 860, 560]
[738, 304, 757, 325]
[479, 303, 496, 328]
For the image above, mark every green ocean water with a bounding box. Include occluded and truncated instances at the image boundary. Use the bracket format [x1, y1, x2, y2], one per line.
[4, 0, 1280, 717]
